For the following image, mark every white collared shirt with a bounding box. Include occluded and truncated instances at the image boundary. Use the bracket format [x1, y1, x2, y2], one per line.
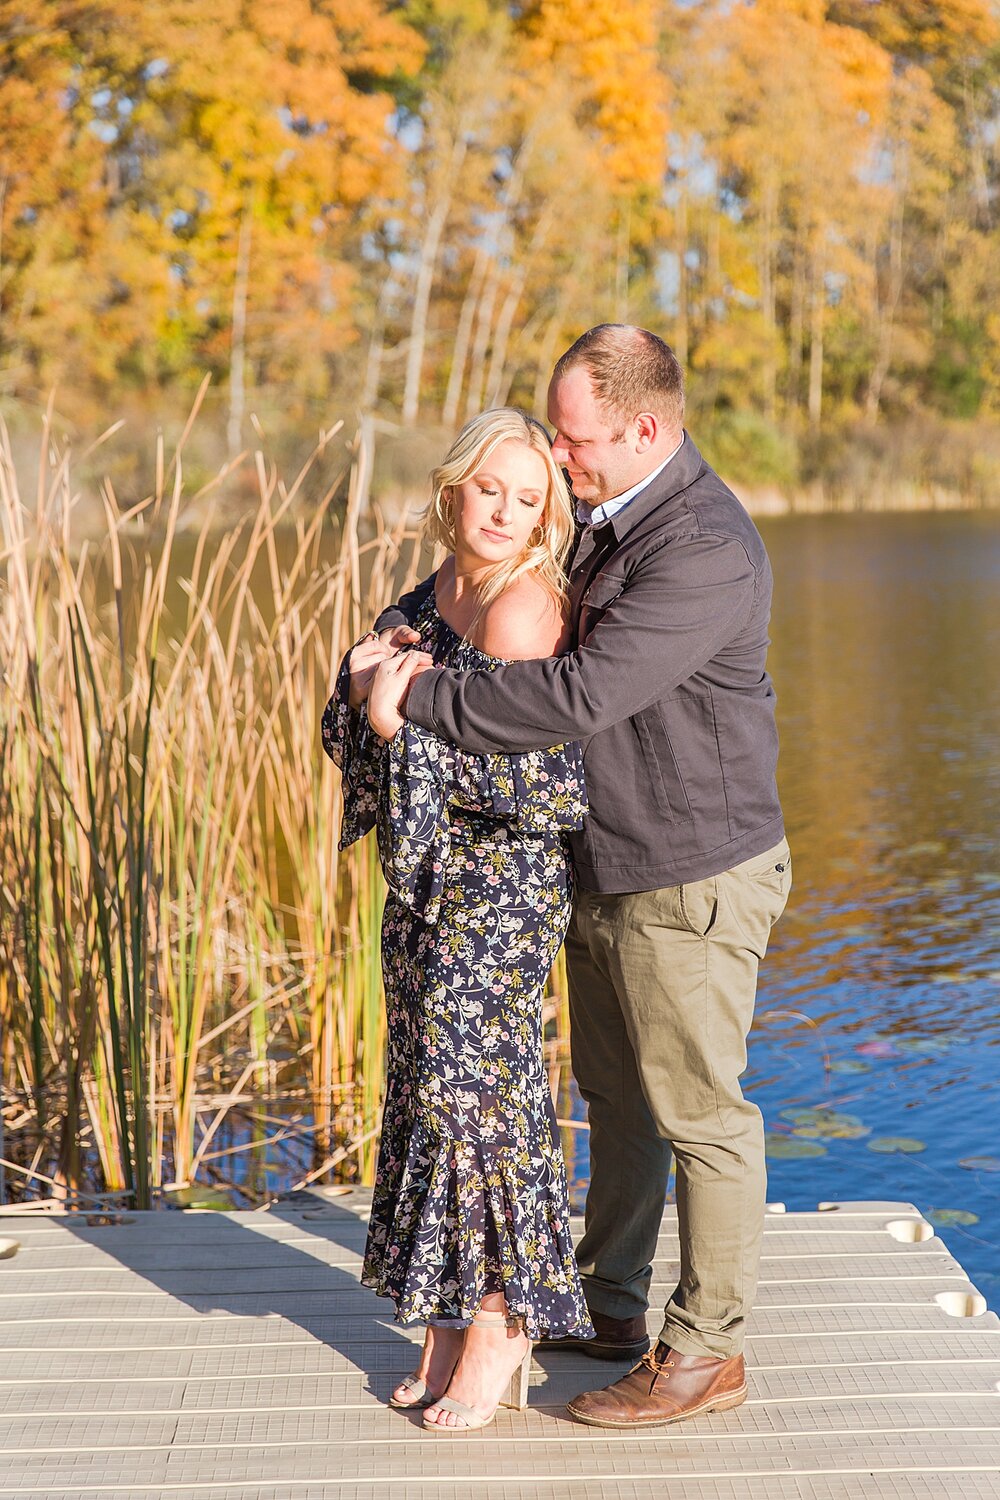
[576, 437, 685, 528]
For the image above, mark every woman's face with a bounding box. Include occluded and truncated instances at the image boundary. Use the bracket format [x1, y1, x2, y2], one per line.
[450, 439, 549, 569]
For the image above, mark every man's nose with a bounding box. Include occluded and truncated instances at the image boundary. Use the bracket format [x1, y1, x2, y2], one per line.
[551, 434, 571, 464]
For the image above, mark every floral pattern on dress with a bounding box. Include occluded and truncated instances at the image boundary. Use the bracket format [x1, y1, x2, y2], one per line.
[321, 589, 594, 1339]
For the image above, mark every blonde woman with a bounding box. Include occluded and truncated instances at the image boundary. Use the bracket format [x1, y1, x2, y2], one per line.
[322, 408, 593, 1432]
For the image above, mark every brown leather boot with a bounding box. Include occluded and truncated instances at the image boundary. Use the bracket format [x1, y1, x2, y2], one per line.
[538, 1309, 650, 1361]
[566, 1341, 747, 1428]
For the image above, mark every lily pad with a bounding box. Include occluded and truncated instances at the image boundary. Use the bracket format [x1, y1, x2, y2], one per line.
[780, 1108, 868, 1140]
[900, 841, 946, 857]
[866, 1136, 926, 1154]
[958, 1156, 1000, 1173]
[829, 1059, 871, 1074]
[895, 1037, 951, 1055]
[161, 1185, 238, 1211]
[765, 1133, 827, 1159]
[779, 1107, 851, 1126]
[927, 1208, 979, 1228]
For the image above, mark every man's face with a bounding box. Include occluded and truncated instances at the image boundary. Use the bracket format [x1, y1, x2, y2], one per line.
[547, 366, 643, 508]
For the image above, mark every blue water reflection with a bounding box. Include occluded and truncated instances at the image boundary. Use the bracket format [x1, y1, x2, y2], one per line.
[562, 511, 1000, 1308]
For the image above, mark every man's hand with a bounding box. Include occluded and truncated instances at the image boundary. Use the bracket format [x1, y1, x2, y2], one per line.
[347, 625, 422, 709]
[367, 650, 435, 740]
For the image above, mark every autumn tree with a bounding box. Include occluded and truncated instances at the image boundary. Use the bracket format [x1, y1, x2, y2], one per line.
[0, 0, 423, 426]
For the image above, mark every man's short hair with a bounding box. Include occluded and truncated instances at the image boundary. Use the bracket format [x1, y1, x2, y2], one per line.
[553, 324, 685, 432]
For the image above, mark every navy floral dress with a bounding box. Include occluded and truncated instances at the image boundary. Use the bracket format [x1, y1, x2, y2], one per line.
[321, 586, 594, 1340]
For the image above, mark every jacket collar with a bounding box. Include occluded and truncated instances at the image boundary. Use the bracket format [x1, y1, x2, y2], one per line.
[586, 431, 705, 546]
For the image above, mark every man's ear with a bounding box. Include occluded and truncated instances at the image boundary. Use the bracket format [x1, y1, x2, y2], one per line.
[633, 412, 658, 453]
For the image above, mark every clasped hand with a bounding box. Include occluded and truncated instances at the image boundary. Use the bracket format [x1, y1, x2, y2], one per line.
[347, 626, 434, 740]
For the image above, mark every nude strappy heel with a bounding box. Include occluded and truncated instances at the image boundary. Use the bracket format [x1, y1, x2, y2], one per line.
[388, 1374, 442, 1409]
[422, 1310, 532, 1433]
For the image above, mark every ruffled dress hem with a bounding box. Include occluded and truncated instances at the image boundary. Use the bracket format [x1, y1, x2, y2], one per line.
[361, 1126, 594, 1341]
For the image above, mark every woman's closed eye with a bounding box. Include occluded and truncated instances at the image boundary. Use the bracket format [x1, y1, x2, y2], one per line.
[479, 484, 538, 508]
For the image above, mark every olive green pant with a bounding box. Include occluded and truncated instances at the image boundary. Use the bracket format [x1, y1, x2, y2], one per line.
[565, 838, 791, 1359]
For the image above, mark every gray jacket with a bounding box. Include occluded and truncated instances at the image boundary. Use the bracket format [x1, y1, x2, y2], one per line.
[374, 434, 783, 894]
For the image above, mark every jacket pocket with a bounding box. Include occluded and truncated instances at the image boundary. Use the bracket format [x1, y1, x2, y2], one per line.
[578, 573, 625, 643]
[581, 571, 625, 610]
[635, 706, 692, 823]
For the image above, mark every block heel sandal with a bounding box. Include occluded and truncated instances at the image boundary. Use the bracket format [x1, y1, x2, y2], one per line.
[422, 1310, 533, 1434]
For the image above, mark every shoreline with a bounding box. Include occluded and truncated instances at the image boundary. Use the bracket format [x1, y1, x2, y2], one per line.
[730, 483, 998, 517]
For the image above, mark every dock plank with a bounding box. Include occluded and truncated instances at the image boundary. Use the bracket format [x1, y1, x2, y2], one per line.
[0, 1195, 997, 1499]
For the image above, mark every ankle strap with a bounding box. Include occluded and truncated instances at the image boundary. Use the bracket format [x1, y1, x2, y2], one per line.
[472, 1309, 523, 1330]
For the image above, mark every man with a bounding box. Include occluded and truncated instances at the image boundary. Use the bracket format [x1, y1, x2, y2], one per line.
[364, 324, 790, 1430]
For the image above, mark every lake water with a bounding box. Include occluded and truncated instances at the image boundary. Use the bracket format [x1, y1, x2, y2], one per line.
[557, 510, 1000, 1306]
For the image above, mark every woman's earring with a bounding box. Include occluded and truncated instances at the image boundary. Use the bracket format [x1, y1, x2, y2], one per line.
[443, 494, 454, 526]
[528, 525, 544, 548]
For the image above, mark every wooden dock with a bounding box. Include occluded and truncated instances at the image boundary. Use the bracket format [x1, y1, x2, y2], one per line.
[0, 1191, 998, 1498]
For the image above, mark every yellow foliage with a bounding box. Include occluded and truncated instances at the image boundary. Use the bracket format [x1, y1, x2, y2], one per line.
[516, 0, 669, 195]
[1, 0, 999, 430]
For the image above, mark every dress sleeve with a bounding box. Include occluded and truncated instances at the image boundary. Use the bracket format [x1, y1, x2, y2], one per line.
[372, 572, 436, 636]
[320, 652, 388, 849]
[379, 723, 588, 925]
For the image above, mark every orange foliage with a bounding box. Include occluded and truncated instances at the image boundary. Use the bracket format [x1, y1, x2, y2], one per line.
[516, 0, 668, 196]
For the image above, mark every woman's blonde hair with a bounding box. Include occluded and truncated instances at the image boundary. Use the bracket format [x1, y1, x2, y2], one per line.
[424, 407, 574, 617]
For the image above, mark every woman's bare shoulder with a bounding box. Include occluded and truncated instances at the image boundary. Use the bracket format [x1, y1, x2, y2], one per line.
[474, 577, 570, 661]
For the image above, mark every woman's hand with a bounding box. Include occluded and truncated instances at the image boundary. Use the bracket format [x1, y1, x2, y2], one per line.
[367, 650, 435, 740]
[347, 626, 421, 709]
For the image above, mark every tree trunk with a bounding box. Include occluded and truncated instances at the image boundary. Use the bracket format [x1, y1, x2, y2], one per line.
[614, 202, 631, 322]
[361, 320, 384, 413]
[865, 173, 906, 423]
[760, 176, 778, 420]
[402, 134, 469, 426]
[401, 195, 450, 426]
[485, 207, 552, 407]
[808, 249, 824, 430]
[532, 307, 567, 416]
[227, 203, 252, 462]
[442, 249, 487, 428]
[788, 247, 804, 416]
[675, 173, 689, 370]
[963, 75, 993, 229]
[465, 263, 500, 419]
[362, 278, 396, 412]
[0, 174, 7, 338]
[485, 272, 527, 407]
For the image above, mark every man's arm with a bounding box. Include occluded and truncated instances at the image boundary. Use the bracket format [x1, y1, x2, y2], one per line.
[404, 532, 758, 754]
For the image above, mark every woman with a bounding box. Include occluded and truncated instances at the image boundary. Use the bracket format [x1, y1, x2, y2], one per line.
[321, 407, 593, 1434]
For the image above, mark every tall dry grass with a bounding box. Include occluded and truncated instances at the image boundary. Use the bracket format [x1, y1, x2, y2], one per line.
[0, 387, 433, 1206]
[0, 391, 578, 1211]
